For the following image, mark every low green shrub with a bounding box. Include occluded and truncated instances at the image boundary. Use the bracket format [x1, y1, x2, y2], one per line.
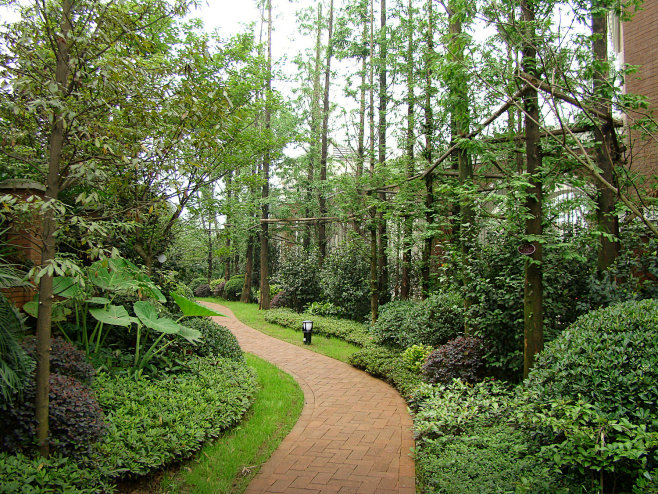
[525, 298, 658, 425]
[370, 291, 464, 349]
[275, 248, 322, 312]
[264, 309, 371, 347]
[348, 345, 422, 399]
[413, 380, 566, 494]
[209, 278, 224, 291]
[188, 277, 208, 291]
[224, 275, 245, 301]
[94, 356, 256, 478]
[212, 280, 226, 297]
[305, 301, 342, 318]
[1, 374, 106, 459]
[401, 344, 433, 374]
[421, 336, 487, 385]
[0, 452, 114, 494]
[183, 318, 244, 362]
[171, 282, 194, 301]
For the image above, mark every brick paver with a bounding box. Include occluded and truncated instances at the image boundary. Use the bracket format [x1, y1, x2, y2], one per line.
[204, 302, 415, 494]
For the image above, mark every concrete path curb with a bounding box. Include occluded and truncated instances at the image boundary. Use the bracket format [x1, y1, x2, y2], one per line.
[204, 302, 415, 494]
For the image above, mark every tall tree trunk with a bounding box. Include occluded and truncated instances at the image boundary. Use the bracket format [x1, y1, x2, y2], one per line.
[377, 0, 389, 304]
[259, 0, 272, 310]
[447, 0, 473, 330]
[354, 1, 368, 235]
[305, 3, 323, 250]
[400, 0, 414, 300]
[224, 171, 232, 280]
[318, 0, 335, 262]
[36, 0, 72, 458]
[421, 0, 435, 299]
[369, 0, 379, 322]
[592, 1, 620, 273]
[204, 217, 213, 283]
[521, 0, 543, 378]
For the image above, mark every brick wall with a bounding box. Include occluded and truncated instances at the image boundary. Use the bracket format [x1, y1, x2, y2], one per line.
[623, 3, 658, 184]
[1, 180, 45, 309]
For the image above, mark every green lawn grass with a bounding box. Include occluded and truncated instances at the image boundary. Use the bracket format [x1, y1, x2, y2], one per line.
[158, 353, 303, 494]
[201, 298, 362, 363]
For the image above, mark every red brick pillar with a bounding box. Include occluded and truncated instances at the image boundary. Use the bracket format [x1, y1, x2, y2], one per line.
[0, 179, 46, 309]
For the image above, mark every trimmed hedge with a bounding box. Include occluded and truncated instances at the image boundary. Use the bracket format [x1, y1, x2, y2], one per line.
[264, 309, 372, 347]
[94, 357, 256, 478]
[183, 317, 244, 362]
[348, 346, 422, 399]
[224, 275, 245, 301]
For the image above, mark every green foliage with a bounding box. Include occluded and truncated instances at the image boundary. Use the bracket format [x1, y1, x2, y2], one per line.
[413, 380, 565, 494]
[1, 374, 106, 459]
[348, 345, 422, 399]
[264, 309, 372, 347]
[209, 278, 224, 291]
[370, 291, 464, 349]
[0, 293, 33, 401]
[212, 280, 226, 298]
[183, 318, 244, 362]
[421, 336, 487, 385]
[170, 282, 194, 303]
[401, 344, 433, 374]
[319, 241, 370, 321]
[223, 275, 245, 301]
[188, 277, 209, 292]
[305, 301, 342, 318]
[269, 290, 290, 309]
[94, 357, 257, 478]
[274, 248, 322, 312]
[193, 283, 212, 297]
[525, 299, 658, 425]
[0, 452, 114, 494]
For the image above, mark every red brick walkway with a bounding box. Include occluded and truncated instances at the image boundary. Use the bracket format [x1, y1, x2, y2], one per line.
[204, 302, 415, 494]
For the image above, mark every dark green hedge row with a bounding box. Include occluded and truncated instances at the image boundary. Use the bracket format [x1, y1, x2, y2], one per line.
[264, 309, 372, 347]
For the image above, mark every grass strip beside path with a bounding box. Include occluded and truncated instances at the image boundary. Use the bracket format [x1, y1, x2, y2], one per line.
[204, 299, 362, 363]
[158, 353, 303, 493]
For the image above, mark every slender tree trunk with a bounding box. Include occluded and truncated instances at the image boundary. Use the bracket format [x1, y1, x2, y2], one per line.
[36, 0, 73, 458]
[259, 0, 272, 310]
[241, 234, 255, 302]
[354, 1, 368, 235]
[205, 218, 213, 283]
[521, 0, 543, 378]
[592, 1, 619, 273]
[305, 3, 323, 250]
[400, 0, 414, 300]
[377, 0, 389, 304]
[318, 0, 334, 262]
[369, 0, 379, 322]
[421, 0, 435, 299]
[224, 171, 232, 280]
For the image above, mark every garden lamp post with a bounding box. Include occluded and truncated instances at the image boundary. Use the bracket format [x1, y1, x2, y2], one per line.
[302, 320, 313, 345]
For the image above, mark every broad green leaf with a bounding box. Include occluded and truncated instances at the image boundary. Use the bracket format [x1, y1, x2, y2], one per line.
[178, 325, 202, 343]
[133, 301, 160, 329]
[86, 297, 110, 305]
[89, 264, 132, 291]
[89, 305, 136, 327]
[53, 277, 84, 299]
[153, 318, 181, 334]
[171, 293, 225, 317]
[22, 300, 70, 322]
[22, 301, 38, 318]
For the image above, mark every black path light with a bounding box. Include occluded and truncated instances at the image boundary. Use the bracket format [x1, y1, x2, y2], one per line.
[302, 320, 313, 345]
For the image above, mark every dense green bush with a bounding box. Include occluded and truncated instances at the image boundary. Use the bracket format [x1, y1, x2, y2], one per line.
[0, 293, 33, 401]
[22, 337, 95, 385]
[305, 301, 342, 318]
[421, 336, 487, 385]
[370, 291, 464, 349]
[348, 346, 422, 399]
[270, 290, 291, 309]
[188, 276, 208, 291]
[401, 344, 433, 374]
[171, 282, 194, 301]
[94, 356, 256, 478]
[183, 318, 244, 361]
[467, 229, 597, 379]
[264, 309, 372, 347]
[1, 374, 106, 459]
[320, 240, 370, 321]
[209, 278, 224, 291]
[413, 380, 564, 494]
[275, 248, 322, 312]
[525, 298, 658, 425]
[212, 280, 226, 297]
[0, 452, 114, 494]
[223, 275, 245, 301]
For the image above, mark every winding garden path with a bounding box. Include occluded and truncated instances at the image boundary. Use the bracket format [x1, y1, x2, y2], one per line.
[204, 302, 415, 494]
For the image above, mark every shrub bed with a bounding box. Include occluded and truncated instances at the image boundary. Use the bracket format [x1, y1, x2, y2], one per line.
[348, 346, 422, 399]
[94, 356, 257, 478]
[264, 309, 371, 347]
